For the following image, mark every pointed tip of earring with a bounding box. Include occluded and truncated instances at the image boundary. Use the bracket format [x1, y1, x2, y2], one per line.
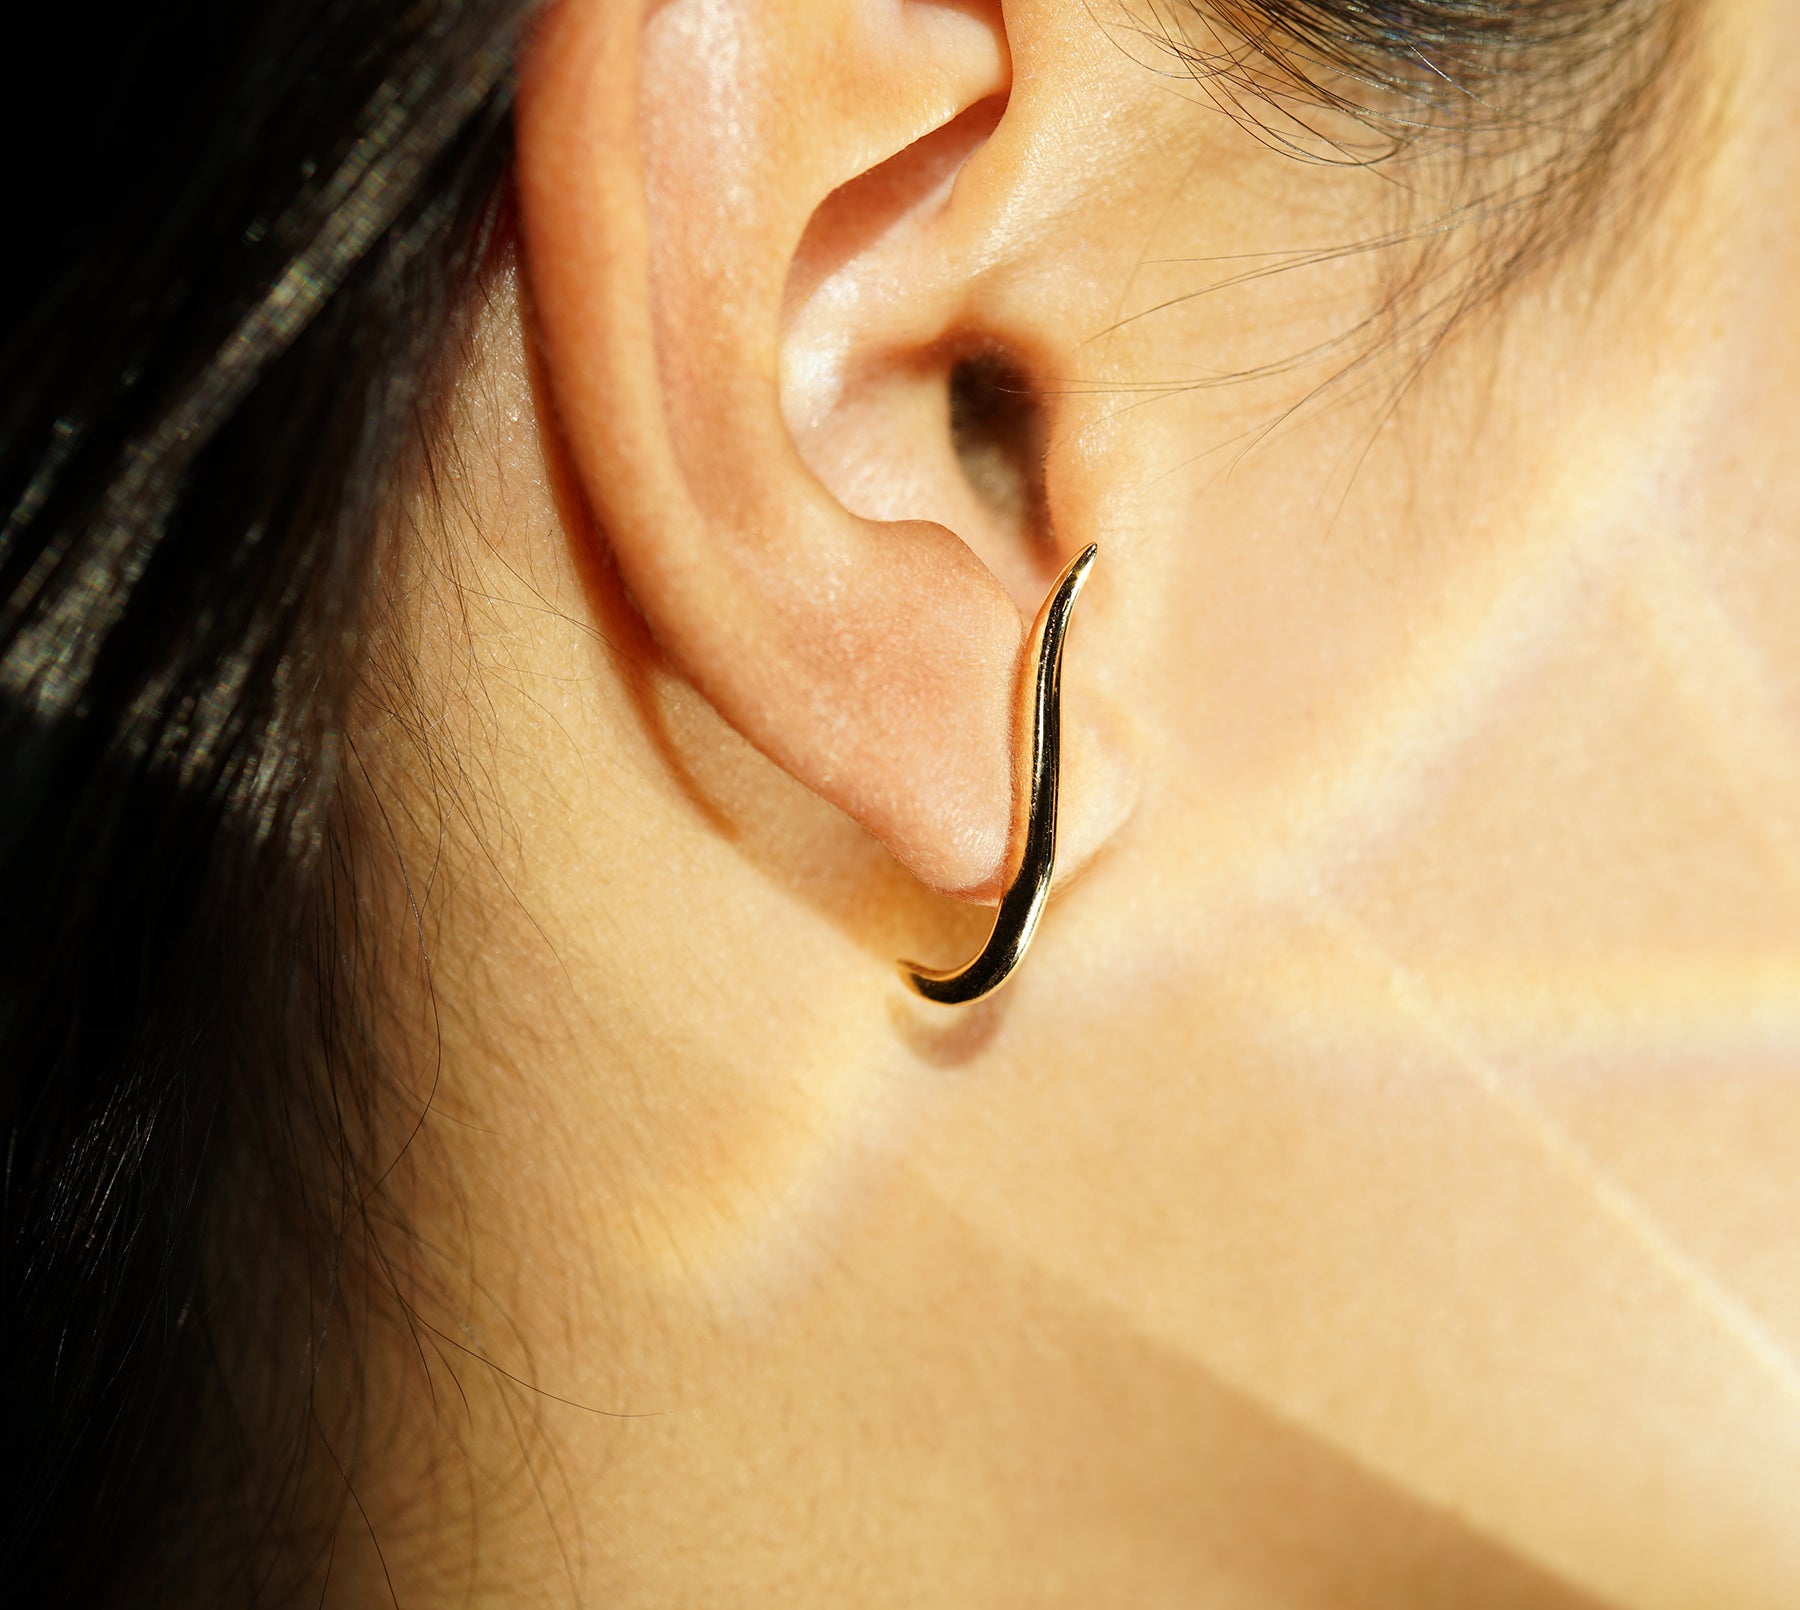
[1047, 543, 1098, 628]
[1066, 542, 1097, 591]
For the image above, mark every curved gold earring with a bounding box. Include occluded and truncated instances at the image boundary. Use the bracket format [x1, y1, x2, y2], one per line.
[900, 543, 1097, 1005]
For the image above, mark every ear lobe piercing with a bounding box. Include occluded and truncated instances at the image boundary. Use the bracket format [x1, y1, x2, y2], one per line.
[901, 543, 1097, 1005]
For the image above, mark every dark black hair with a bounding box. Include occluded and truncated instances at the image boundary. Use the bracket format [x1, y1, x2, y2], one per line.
[1, 1, 531, 1600]
[0, 0, 1692, 1602]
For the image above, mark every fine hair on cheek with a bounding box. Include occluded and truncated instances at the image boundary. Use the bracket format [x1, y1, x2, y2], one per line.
[1112, 0, 1704, 400]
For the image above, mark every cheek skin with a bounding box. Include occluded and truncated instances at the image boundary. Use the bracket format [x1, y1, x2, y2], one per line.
[922, 8, 1800, 1609]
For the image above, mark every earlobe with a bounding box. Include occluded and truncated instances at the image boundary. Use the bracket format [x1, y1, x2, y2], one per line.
[516, 0, 1130, 901]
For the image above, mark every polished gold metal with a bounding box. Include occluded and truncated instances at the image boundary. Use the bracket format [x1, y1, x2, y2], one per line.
[901, 543, 1097, 1005]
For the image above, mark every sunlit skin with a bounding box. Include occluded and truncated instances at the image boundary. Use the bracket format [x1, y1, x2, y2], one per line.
[318, 0, 1800, 1601]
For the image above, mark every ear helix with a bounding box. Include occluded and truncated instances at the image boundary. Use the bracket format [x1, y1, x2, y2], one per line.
[901, 543, 1097, 1003]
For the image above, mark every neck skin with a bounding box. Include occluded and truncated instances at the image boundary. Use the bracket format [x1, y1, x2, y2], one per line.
[299, 0, 1800, 1602]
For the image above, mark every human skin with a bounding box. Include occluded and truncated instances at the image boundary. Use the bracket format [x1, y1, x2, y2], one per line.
[317, 0, 1800, 1602]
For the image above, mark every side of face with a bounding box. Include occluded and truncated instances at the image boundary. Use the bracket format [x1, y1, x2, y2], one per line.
[331, 0, 1800, 1603]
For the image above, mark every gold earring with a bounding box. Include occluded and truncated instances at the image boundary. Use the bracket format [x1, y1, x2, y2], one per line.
[900, 543, 1097, 1005]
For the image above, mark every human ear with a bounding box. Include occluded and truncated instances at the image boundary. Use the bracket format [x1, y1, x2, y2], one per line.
[516, 0, 1131, 897]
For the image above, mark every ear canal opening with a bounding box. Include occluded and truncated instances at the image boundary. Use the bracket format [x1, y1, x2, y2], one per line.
[948, 351, 1050, 554]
